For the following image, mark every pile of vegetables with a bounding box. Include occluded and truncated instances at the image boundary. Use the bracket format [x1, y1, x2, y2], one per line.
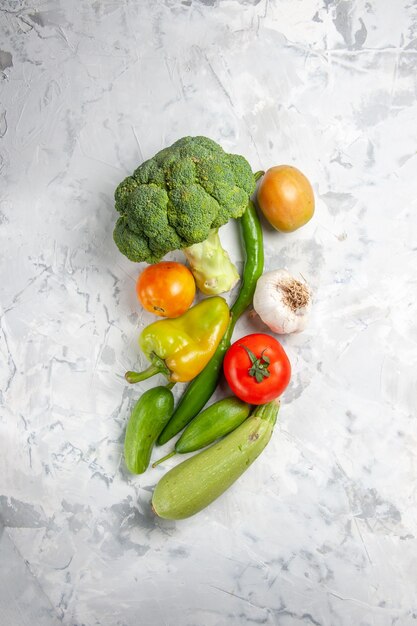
[113, 136, 314, 520]
[113, 136, 256, 295]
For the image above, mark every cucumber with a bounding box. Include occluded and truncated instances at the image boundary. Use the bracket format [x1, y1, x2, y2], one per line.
[153, 396, 250, 466]
[124, 386, 174, 474]
[177, 396, 250, 452]
[152, 401, 279, 519]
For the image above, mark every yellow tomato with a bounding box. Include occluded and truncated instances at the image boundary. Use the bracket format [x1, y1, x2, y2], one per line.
[257, 165, 315, 232]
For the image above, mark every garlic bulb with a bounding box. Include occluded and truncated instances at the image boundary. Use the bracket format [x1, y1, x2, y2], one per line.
[253, 269, 312, 334]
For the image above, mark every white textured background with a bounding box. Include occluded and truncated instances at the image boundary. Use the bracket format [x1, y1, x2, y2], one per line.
[1, 1, 417, 625]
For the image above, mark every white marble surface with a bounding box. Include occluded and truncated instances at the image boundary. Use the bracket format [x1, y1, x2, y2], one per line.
[1, 1, 417, 625]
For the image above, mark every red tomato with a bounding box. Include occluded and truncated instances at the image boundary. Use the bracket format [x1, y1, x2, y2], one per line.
[223, 333, 291, 404]
[136, 262, 196, 318]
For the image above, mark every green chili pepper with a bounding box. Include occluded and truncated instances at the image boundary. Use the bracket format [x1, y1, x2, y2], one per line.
[158, 190, 264, 446]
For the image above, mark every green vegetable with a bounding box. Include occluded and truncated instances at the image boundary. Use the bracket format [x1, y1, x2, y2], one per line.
[157, 196, 264, 445]
[124, 385, 174, 474]
[152, 401, 279, 520]
[153, 396, 250, 466]
[113, 136, 256, 295]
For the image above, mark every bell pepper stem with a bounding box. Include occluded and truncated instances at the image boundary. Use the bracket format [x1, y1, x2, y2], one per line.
[254, 170, 265, 182]
[125, 365, 162, 384]
[152, 450, 176, 468]
[125, 353, 172, 384]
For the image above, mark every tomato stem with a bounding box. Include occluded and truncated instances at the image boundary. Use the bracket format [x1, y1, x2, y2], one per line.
[241, 345, 271, 383]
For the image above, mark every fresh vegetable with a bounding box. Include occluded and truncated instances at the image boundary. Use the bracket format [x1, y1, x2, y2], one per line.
[152, 400, 279, 519]
[223, 333, 291, 404]
[253, 269, 312, 334]
[136, 261, 195, 318]
[257, 165, 314, 232]
[125, 297, 230, 384]
[124, 385, 174, 474]
[157, 197, 264, 445]
[113, 136, 256, 295]
[182, 230, 239, 296]
[153, 396, 250, 466]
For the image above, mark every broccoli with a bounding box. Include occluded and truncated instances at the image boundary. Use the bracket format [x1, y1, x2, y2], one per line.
[113, 136, 255, 294]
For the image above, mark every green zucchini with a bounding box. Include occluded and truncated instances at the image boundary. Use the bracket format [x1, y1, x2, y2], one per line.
[152, 400, 279, 519]
[124, 386, 174, 474]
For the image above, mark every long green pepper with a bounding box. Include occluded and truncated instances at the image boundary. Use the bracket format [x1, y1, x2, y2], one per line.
[158, 188, 264, 446]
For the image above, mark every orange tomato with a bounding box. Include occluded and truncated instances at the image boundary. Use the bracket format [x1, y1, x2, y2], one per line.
[257, 165, 315, 232]
[136, 262, 196, 318]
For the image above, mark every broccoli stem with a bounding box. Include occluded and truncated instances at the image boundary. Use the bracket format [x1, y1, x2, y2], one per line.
[183, 229, 240, 296]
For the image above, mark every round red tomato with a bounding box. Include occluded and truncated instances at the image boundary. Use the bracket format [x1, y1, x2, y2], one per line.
[136, 262, 196, 318]
[223, 333, 291, 404]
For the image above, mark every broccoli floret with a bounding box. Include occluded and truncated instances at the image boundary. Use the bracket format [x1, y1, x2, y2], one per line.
[113, 217, 160, 264]
[115, 176, 138, 213]
[113, 136, 255, 294]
